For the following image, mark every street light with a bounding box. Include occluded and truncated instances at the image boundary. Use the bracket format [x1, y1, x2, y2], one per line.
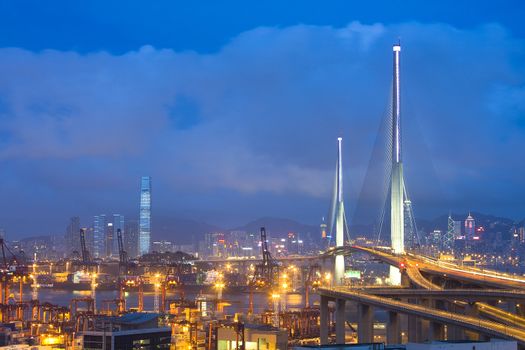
[271, 292, 280, 327]
[215, 281, 225, 300]
[324, 272, 332, 287]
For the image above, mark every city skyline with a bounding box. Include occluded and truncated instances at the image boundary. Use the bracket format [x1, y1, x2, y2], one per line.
[0, 2, 524, 239]
[2, 3, 525, 349]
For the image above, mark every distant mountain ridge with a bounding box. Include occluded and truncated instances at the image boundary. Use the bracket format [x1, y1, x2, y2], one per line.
[231, 216, 319, 237]
[152, 212, 525, 244]
[15, 213, 525, 245]
[417, 212, 517, 239]
[153, 216, 223, 244]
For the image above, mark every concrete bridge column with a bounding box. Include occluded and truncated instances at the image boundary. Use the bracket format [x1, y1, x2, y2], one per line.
[407, 298, 422, 342]
[429, 300, 445, 341]
[407, 314, 420, 342]
[420, 299, 431, 341]
[467, 303, 489, 341]
[386, 311, 401, 344]
[446, 325, 465, 341]
[401, 272, 411, 288]
[464, 302, 480, 341]
[335, 299, 346, 344]
[357, 303, 373, 343]
[320, 295, 329, 345]
[429, 322, 444, 341]
[446, 301, 465, 341]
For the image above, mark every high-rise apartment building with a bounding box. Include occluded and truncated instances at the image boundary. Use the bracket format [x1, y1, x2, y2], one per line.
[65, 216, 81, 254]
[94, 214, 125, 259]
[93, 215, 107, 258]
[111, 214, 125, 257]
[105, 222, 114, 258]
[125, 220, 139, 258]
[84, 226, 95, 255]
[139, 176, 151, 256]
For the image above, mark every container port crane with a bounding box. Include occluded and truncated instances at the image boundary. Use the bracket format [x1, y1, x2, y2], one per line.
[251, 227, 279, 289]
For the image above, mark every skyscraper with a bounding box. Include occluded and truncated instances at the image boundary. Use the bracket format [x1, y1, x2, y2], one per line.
[93, 214, 107, 258]
[464, 213, 475, 240]
[84, 226, 95, 255]
[320, 217, 328, 249]
[139, 176, 151, 256]
[125, 219, 139, 258]
[444, 213, 455, 253]
[65, 216, 80, 254]
[105, 221, 114, 258]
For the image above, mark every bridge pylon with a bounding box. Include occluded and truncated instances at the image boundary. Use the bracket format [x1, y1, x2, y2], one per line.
[390, 43, 405, 285]
[328, 137, 349, 285]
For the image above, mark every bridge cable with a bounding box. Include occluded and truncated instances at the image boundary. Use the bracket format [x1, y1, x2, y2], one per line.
[327, 157, 338, 247]
[375, 87, 394, 245]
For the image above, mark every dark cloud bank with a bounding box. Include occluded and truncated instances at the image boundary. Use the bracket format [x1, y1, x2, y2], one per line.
[0, 21, 524, 237]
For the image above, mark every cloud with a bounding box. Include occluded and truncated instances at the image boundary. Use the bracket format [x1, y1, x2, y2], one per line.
[0, 21, 524, 234]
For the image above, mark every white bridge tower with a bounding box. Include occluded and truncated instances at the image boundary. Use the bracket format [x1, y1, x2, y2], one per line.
[390, 43, 405, 285]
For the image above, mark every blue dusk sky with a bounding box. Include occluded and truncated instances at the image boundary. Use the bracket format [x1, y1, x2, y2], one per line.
[0, 1, 524, 237]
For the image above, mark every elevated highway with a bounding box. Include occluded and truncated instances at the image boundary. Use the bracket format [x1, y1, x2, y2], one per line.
[366, 288, 525, 302]
[365, 258, 525, 329]
[346, 245, 525, 290]
[404, 261, 442, 290]
[319, 286, 525, 346]
[201, 244, 525, 291]
[320, 246, 525, 342]
[416, 262, 525, 290]
[365, 287, 525, 328]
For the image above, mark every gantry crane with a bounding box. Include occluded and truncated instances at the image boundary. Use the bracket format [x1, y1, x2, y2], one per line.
[117, 229, 129, 273]
[117, 229, 127, 266]
[117, 228, 137, 276]
[79, 228, 91, 266]
[304, 263, 321, 308]
[75, 228, 98, 272]
[251, 227, 279, 289]
[0, 238, 29, 321]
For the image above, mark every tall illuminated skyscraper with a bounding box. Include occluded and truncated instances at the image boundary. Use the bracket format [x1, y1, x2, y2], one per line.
[320, 217, 328, 249]
[139, 176, 152, 256]
[65, 216, 80, 254]
[93, 214, 106, 258]
[465, 213, 475, 241]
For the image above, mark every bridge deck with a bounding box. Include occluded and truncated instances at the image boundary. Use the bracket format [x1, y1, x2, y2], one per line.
[365, 288, 525, 300]
[351, 246, 525, 290]
[319, 286, 525, 346]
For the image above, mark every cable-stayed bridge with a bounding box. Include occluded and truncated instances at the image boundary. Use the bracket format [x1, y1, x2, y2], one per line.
[317, 43, 525, 347]
[326, 43, 418, 285]
[199, 42, 525, 346]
